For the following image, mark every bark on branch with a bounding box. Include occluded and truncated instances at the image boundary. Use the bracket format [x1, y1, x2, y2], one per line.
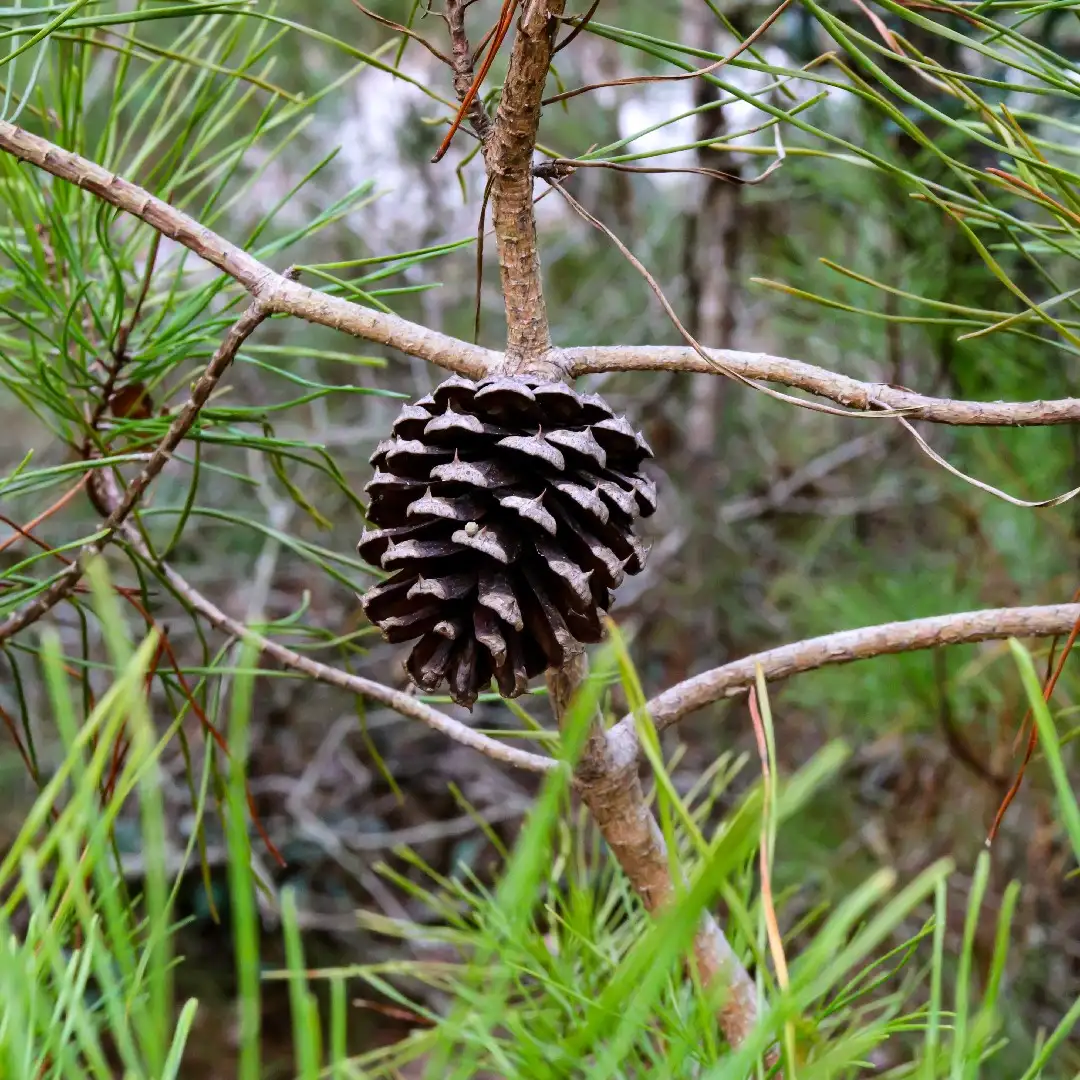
[483, 0, 566, 369]
[547, 655, 759, 1050]
[562, 344, 1080, 426]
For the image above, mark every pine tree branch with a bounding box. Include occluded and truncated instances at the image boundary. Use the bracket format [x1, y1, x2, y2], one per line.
[547, 655, 759, 1050]
[483, 0, 565, 369]
[132, 523, 557, 774]
[606, 602, 1080, 752]
[0, 300, 270, 644]
[561, 344, 1080, 425]
[4, 121, 1080, 424]
[0, 120, 496, 381]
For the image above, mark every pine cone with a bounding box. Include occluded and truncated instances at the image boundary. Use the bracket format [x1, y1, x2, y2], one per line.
[358, 374, 656, 708]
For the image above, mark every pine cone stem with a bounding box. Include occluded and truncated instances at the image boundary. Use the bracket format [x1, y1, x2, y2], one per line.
[495, 345, 574, 382]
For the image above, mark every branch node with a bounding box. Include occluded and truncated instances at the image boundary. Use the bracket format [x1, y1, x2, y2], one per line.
[496, 344, 572, 381]
[531, 159, 574, 182]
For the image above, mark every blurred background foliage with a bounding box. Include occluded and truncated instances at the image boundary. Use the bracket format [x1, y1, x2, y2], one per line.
[2, 0, 1080, 1075]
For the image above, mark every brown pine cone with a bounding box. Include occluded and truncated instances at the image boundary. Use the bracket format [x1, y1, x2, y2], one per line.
[358, 374, 656, 708]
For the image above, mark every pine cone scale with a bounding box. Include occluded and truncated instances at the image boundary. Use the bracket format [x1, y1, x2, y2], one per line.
[477, 567, 523, 630]
[409, 573, 476, 601]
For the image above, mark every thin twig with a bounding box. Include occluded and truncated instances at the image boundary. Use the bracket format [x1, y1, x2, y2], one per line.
[474, 171, 496, 343]
[894, 412, 1080, 507]
[544, 0, 793, 105]
[0, 301, 269, 644]
[0, 699, 37, 780]
[116, 520, 557, 774]
[445, 0, 497, 341]
[0, 476, 89, 556]
[349, 0, 454, 65]
[470, 12, 499, 66]
[113, 229, 162, 363]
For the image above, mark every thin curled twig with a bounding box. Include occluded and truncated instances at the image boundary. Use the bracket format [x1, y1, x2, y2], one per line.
[543, 0, 793, 106]
[891, 411, 1080, 508]
[474, 172, 496, 343]
[0, 301, 271, 644]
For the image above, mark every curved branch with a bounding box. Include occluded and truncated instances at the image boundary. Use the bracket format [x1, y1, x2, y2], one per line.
[127, 521, 557, 774]
[61, 458, 556, 775]
[5, 122, 1080, 425]
[562, 345, 1080, 426]
[0, 301, 269, 644]
[608, 603, 1080, 751]
[0, 120, 496, 380]
[547, 656, 759, 1049]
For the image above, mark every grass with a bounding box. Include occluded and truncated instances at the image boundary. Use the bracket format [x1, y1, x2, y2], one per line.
[0, 568, 1076, 1076]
